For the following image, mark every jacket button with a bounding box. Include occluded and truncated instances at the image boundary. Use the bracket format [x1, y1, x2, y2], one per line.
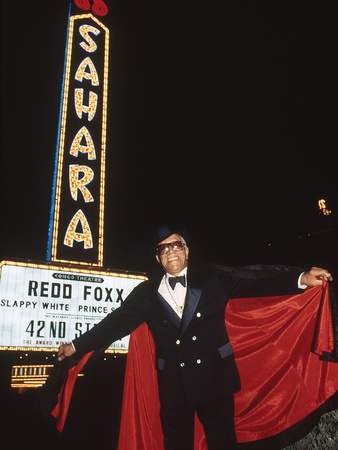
[180, 362, 185, 367]
[192, 336, 197, 341]
[196, 359, 201, 364]
[176, 339, 180, 345]
[196, 312, 201, 317]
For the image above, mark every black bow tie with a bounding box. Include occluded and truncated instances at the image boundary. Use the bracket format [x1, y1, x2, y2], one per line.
[168, 275, 186, 290]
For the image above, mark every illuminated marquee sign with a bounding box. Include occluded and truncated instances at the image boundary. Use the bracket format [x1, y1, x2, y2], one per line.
[49, 13, 109, 266]
[0, 261, 147, 352]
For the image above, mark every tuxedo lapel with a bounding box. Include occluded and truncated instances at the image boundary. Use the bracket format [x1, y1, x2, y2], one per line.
[179, 285, 202, 335]
[156, 293, 181, 328]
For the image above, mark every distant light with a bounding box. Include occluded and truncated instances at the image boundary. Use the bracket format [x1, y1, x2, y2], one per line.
[318, 199, 332, 216]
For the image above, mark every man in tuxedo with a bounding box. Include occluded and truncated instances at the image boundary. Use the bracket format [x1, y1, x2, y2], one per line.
[58, 225, 332, 449]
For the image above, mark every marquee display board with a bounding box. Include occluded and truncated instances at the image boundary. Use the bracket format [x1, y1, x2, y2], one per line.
[0, 261, 147, 352]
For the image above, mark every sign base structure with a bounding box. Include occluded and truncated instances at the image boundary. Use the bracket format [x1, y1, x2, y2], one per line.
[0, 259, 147, 353]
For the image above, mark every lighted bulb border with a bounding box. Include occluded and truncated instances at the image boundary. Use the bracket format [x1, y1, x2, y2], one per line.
[49, 13, 109, 267]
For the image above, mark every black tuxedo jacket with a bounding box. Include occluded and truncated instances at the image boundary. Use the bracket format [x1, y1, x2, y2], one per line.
[73, 266, 303, 407]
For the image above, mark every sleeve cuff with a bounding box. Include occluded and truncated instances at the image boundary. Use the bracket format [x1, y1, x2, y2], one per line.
[298, 272, 307, 289]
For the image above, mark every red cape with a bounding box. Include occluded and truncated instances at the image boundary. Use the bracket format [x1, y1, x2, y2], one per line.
[118, 282, 338, 449]
[51, 282, 338, 447]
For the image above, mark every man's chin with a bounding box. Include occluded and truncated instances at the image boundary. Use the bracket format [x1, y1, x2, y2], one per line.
[165, 262, 186, 276]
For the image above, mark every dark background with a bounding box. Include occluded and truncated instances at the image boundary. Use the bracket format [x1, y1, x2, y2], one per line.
[0, 2, 337, 448]
[1, 0, 337, 274]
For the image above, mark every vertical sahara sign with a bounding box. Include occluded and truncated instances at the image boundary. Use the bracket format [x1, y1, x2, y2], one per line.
[48, 11, 109, 266]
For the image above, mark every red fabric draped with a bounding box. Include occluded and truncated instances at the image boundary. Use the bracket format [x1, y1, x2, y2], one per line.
[51, 351, 94, 432]
[118, 283, 338, 449]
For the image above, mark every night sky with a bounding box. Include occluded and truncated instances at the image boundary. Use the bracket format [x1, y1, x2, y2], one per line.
[1, 0, 337, 274]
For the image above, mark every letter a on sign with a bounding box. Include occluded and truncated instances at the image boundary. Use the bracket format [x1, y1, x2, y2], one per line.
[70, 126, 96, 160]
[64, 209, 93, 249]
[75, 56, 99, 85]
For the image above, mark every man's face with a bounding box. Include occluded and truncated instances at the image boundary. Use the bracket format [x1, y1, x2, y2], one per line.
[155, 233, 189, 276]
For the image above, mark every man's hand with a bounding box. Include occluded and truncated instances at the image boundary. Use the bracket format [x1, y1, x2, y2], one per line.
[300, 267, 333, 287]
[58, 343, 75, 361]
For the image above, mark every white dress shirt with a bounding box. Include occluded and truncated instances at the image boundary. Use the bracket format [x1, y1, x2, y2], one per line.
[158, 268, 188, 319]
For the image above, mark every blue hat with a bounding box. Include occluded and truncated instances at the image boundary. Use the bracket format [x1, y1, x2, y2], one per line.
[149, 224, 189, 256]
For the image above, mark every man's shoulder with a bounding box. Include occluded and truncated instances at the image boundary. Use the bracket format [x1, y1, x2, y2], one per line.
[187, 264, 218, 287]
[123, 275, 159, 306]
[205, 263, 302, 280]
[139, 271, 163, 291]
